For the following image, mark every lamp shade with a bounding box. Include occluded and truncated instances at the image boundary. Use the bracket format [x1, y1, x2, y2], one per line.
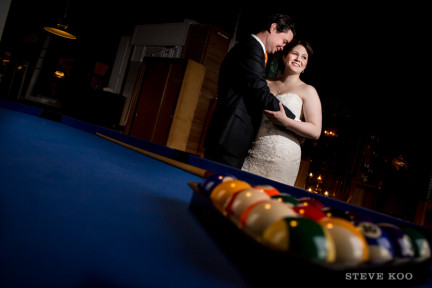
[44, 22, 77, 40]
[43, 0, 77, 40]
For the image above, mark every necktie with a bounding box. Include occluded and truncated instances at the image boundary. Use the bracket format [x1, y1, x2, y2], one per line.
[264, 52, 268, 67]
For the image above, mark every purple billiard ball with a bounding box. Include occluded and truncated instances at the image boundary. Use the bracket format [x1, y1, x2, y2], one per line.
[321, 207, 352, 220]
[200, 172, 236, 196]
[378, 223, 415, 262]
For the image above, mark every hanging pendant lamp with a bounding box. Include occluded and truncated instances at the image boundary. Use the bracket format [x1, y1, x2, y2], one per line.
[44, 0, 77, 39]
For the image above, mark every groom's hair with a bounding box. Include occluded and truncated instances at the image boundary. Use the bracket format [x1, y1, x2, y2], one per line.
[254, 13, 296, 37]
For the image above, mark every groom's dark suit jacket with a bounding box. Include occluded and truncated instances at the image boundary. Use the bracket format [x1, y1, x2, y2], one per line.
[204, 35, 295, 168]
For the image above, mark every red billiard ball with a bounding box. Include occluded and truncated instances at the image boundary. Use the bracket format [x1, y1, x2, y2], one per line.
[297, 197, 326, 210]
[293, 203, 326, 221]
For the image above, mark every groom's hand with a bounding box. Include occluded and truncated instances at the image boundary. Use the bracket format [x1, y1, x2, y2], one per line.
[264, 102, 290, 127]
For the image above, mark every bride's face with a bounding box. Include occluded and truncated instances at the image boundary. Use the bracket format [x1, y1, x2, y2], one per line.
[283, 45, 308, 74]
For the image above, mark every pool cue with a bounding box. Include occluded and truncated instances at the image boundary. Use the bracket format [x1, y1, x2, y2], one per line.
[96, 133, 211, 178]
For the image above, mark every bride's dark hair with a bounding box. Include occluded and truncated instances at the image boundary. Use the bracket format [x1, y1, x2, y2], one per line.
[283, 40, 313, 60]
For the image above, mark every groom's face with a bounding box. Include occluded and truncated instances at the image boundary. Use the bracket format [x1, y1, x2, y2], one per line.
[267, 24, 294, 54]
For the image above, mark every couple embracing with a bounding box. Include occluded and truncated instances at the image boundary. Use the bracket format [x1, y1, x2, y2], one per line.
[204, 13, 322, 186]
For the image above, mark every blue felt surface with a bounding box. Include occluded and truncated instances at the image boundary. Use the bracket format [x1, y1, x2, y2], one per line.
[0, 107, 250, 288]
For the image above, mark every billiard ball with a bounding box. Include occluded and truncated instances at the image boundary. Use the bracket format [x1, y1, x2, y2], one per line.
[224, 188, 270, 226]
[271, 193, 300, 207]
[201, 172, 237, 196]
[239, 199, 298, 238]
[293, 203, 326, 221]
[297, 197, 326, 210]
[319, 217, 369, 266]
[399, 226, 431, 261]
[378, 223, 415, 263]
[346, 210, 375, 224]
[321, 207, 352, 221]
[262, 216, 336, 263]
[253, 185, 280, 197]
[210, 179, 251, 213]
[354, 221, 394, 264]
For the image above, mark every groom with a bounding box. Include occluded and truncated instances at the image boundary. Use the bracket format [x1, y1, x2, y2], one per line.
[204, 13, 296, 169]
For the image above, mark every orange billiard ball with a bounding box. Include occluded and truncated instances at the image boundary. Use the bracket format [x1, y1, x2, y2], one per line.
[210, 179, 251, 213]
[252, 185, 280, 197]
[224, 188, 270, 226]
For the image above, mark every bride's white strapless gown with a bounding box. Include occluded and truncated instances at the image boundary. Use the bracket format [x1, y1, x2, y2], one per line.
[242, 93, 303, 186]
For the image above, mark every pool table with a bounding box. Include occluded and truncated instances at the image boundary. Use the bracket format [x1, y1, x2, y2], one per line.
[1, 98, 431, 287]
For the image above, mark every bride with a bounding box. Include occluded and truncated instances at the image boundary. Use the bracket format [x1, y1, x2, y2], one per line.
[241, 40, 322, 186]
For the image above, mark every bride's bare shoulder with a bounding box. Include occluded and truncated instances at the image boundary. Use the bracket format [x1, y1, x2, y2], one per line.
[300, 83, 318, 96]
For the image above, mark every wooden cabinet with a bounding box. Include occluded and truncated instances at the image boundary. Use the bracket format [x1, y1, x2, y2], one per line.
[181, 24, 231, 156]
[124, 58, 205, 151]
